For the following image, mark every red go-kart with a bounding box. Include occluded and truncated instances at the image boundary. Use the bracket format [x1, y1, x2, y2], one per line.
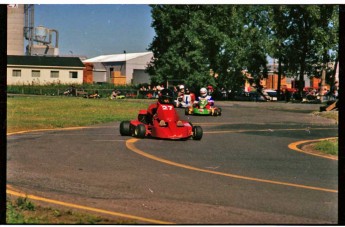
[120, 102, 203, 140]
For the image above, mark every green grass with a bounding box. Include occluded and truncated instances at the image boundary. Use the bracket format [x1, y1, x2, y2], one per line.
[6, 197, 135, 224]
[7, 96, 152, 133]
[313, 111, 338, 123]
[313, 139, 338, 155]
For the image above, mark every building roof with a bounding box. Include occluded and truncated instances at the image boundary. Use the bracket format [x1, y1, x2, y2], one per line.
[83, 52, 152, 63]
[92, 62, 106, 71]
[7, 55, 85, 68]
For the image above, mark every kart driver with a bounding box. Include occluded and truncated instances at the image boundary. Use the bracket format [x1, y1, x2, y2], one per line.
[184, 87, 195, 106]
[194, 87, 215, 107]
[147, 89, 182, 126]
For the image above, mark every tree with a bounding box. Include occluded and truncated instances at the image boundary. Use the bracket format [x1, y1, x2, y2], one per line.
[267, 6, 292, 99]
[147, 5, 213, 88]
[241, 5, 270, 89]
[147, 5, 338, 96]
[280, 5, 338, 96]
[148, 5, 270, 92]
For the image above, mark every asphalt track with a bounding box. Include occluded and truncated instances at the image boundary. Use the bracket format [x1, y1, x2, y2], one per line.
[7, 101, 338, 224]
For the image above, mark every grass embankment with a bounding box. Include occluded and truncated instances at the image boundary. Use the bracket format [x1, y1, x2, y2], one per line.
[7, 197, 135, 224]
[7, 95, 151, 133]
[313, 110, 338, 123]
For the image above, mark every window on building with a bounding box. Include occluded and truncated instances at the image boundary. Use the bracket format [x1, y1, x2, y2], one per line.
[12, 69, 21, 77]
[50, 71, 59, 78]
[69, 71, 78, 79]
[32, 70, 40, 77]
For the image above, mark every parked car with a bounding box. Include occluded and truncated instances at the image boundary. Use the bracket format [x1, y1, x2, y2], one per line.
[232, 91, 266, 102]
[232, 91, 252, 101]
[262, 89, 278, 101]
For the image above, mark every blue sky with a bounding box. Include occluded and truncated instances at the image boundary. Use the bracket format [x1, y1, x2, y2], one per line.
[32, 4, 155, 58]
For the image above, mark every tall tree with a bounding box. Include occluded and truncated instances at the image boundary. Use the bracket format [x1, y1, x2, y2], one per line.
[147, 5, 338, 95]
[241, 5, 270, 88]
[148, 5, 269, 91]
[268, 5, 290, 99]
[282, 5, 338, 95]
[147, 5, 213, 88]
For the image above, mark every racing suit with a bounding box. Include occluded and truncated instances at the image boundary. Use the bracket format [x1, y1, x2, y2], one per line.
[194, 95, 214, 108]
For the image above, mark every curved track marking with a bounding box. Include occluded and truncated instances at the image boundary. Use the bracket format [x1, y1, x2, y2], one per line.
[288, 137, 338, 160]
[7, 127, 173, 225]
[7, 125, 338, 224]
[7, 126, 117, 136]
[6, 186, 173, 224]
[7, 126, 91, 136]
[204, 127, 337, 134]
[126, 138, 337, 193]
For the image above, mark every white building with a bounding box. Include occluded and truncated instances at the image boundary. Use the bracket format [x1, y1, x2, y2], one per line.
[7, 55, 84, 85]
[83, 52, 153, 85]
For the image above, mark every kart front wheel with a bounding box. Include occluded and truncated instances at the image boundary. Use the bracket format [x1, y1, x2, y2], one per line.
[185, 107, 190, 115]
[217, 108, 222, 116]
[192, 126, 203, 140]
[214, 108, 221, 116]
[134, 124, 146, 138]
[120, 121, 131, 136]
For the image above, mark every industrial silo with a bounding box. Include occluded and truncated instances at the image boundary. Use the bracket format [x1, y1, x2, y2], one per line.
[7, 4, 25, 55]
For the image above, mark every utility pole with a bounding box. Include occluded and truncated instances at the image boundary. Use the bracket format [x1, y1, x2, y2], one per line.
[277, 56, 282, 101]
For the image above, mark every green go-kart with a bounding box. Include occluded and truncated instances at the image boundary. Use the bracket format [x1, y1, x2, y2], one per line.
[185, 99, 222, 116]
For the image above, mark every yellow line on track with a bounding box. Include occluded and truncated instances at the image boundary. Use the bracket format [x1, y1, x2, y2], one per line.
[204, 127, 337, 134]
[7, 125, 338, 223]
[7, 127, 174, 225]
[7, 126, 117, 136]
[6, 186, 174, 224]
[126, 138, 337, 193]
[7, 126, 91, 136]
[288, 137, 338, 161]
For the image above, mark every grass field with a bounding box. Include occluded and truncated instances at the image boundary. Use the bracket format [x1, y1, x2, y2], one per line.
[7, 95, 152, 133]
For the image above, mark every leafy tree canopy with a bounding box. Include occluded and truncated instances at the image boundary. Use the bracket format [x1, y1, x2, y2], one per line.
[147, 5, 338, 92]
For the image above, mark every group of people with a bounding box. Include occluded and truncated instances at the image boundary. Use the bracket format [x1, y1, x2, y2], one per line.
[280, 81, 339, 102]
[145, 86, 216, 125]
[174, 85, 214, 108]
[139, 85, 166, 92]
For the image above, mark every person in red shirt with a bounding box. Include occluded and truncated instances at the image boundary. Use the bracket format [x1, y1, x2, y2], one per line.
[147, 89, 174, 125]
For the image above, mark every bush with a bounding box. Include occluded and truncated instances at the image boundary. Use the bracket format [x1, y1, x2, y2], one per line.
[7, 84, 139, 97]
[16, 197, 35, 211]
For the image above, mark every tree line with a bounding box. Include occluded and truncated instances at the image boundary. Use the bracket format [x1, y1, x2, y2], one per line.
[146, 5, 339, 95]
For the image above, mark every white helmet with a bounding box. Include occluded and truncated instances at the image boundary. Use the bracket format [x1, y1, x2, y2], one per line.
[200, 87, 207, 97]
[179, 85, 185, 90]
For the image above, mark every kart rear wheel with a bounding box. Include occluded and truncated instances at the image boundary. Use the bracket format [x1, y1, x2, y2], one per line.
[120, 121, 131, 136]
[192, 126, 203, 140]
[134, 124, 146, 138]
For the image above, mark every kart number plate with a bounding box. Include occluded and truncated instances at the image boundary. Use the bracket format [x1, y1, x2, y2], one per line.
[162, 105, 173, 110]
